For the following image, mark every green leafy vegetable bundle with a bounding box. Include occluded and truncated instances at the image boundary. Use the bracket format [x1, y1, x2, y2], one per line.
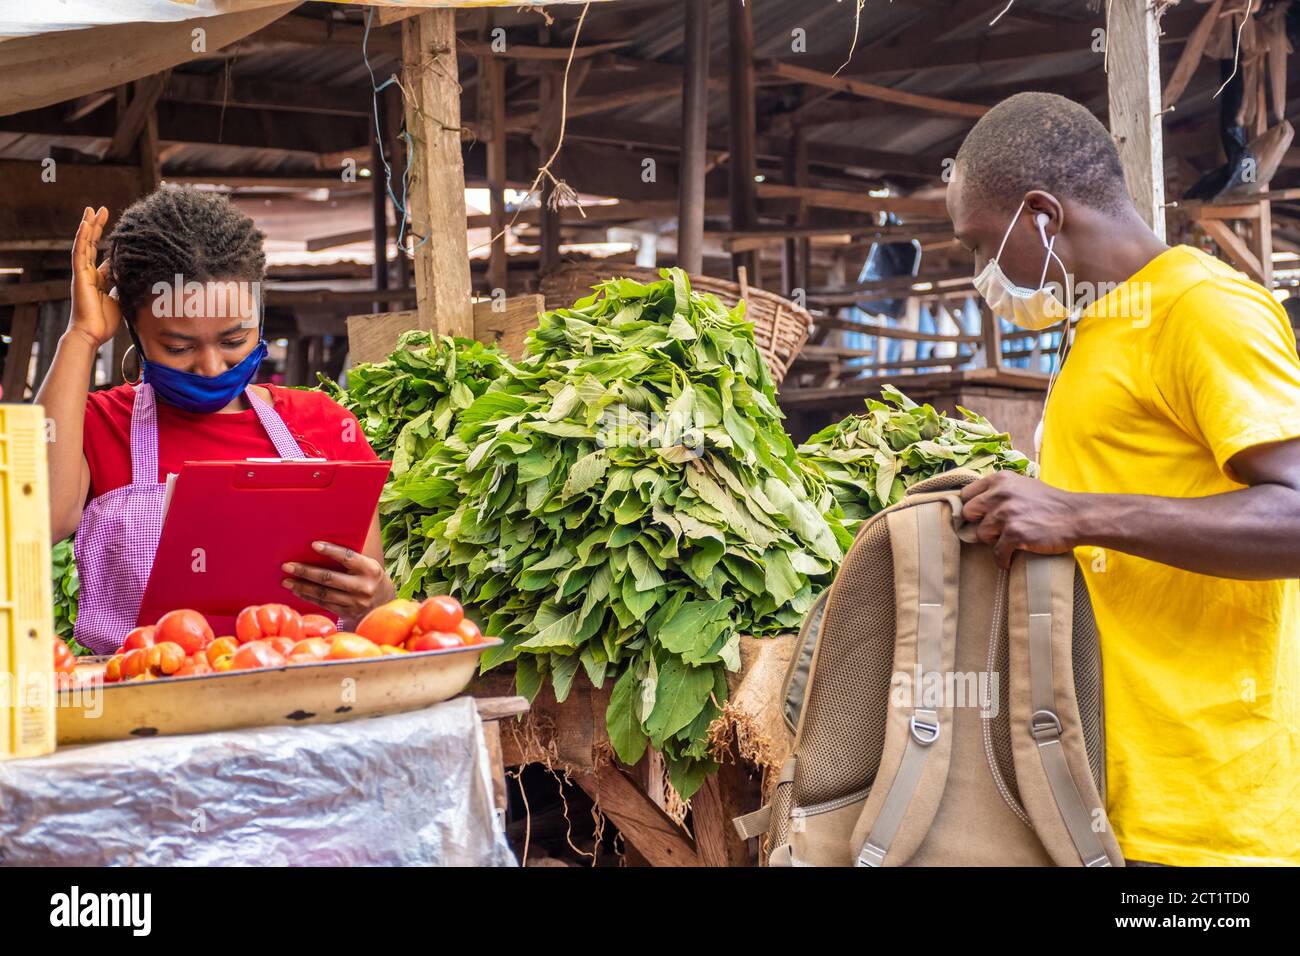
[51, 538, 91, 655]
[797, 385, 1037, 537]
[320, 333, 517, 462]
[334, 269, 849, 797]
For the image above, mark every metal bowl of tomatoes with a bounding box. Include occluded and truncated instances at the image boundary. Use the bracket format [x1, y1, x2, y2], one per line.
[56, 597, 502, 745]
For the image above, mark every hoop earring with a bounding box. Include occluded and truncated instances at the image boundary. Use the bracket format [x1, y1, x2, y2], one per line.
[120, 343, 142, 386]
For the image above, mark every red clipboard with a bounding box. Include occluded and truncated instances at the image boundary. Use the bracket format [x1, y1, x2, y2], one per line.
[136, 459, 392, 635]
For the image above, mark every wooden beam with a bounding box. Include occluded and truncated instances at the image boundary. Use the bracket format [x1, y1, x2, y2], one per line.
[573, 764, 701, 867]
[1107, 0, 1167, 240]
[458, 37, 632, 60]
[104, 73, 167, 162]
[255, 13, 403, 55]
[162, 71, 372, 117]
[1198, 218, 1268, 286]
[792, 344, 877, 362]
[678, 0, 710, 275]
[1162, 0, 1223, 110]
[504, 77, 721, 133]
[711, 222, 952, 244]
[778, 367, 1050, 407]
[0, 280, 69, 307]
[822, 8, 1196, 78]
[401, 10, 473, 338]
[756, 183, 948, 218]
[466, 198, 727, 230]
[758, 60, 990, 120]
[814, 316, 981, 343]
[264, 287, 416, 309]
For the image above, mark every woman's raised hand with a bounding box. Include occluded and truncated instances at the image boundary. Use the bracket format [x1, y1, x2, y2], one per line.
[69, 206, 123, 347]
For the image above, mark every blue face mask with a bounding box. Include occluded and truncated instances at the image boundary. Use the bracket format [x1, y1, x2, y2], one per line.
[141, 339, 268, 414]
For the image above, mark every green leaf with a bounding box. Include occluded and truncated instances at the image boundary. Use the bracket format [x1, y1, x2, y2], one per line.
[645, 657, 715, 745]
[561, 450, 609, 499]
[607, 664, 649, 765]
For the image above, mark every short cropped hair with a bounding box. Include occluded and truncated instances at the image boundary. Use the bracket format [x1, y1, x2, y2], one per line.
[109, 187, 266, 321]
[955, 92, 1131, 215]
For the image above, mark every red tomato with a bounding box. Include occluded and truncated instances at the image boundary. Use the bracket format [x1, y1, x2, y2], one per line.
[290, 638, 331, 660]
[408, 631, 463, 652]
[145, 641, 187, 676]
[231, 641, 286, 671]
[176, 655, 213, 677]
[206, 637, 239, 667]
[119, 625, 157, 653]
[356, 600, 420, 646]
[417, 595, 464, 635]
[300, 614, 337, 638]
[211, 653, 236, 672]
[155, 610, 214, 656]
[52, 641, 77, 674]
[268, 636, 297, 658]
[121, 648, 151, 679]
[104, 655, 125, 683]
[235, 604, 304, 644]
[328, 634, 383, 660]
[456, 618, 483, 645]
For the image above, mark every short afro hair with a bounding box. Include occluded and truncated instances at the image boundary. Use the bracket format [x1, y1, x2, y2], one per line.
[108, 187, 266, 321]
[955, 92, 1130, 215]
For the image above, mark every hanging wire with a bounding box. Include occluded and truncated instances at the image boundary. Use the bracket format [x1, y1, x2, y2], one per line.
[361, 7, 427, 253]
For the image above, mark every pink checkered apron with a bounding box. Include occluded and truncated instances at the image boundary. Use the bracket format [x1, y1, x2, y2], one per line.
[73, 383, 306, 655]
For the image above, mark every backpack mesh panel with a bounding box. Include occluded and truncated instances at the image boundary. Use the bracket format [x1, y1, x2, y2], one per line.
[1071, 568, 1105, 795]
[988, 600, 1023, 808]
[792, 518, 896, 806]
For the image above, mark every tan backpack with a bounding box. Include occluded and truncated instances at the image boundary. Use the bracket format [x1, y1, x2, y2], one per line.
[734, 470, 1124, 867]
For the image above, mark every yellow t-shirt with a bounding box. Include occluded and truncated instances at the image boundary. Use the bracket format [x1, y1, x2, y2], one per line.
[1040, 244, 1300, 867]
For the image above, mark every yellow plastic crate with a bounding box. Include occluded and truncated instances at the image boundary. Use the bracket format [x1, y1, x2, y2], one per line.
[0, 403, 55, 760]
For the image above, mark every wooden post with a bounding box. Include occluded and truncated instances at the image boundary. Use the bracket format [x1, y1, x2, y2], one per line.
[727, 0, 759, 282]
[783, 130, 810, 298]
[1106, 0, 1166, 240]
[2, 303, 39, 401]
[480, 54, 509, 294]
[385, 83, 409, 292]
[1252, 198, 1273, 289]
[109, 76, 164, 387]
[678, 0, 710, 276]
[535, 24, 562, 276]
[980, 306, 1003, 372]
[401, 10, 473, 337]
[371, 91, 390, 315]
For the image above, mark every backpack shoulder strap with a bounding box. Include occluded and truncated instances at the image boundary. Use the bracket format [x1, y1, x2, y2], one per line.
[851, 497, 961, 866]
[1008, 553, 1123, 867]
[782, 587, 830, 736]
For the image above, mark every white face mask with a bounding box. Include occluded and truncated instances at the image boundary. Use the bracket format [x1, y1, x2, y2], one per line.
[972, 199, 1072, 331]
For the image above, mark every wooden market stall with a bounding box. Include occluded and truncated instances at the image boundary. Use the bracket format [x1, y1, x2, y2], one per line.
[3, 0, 1298, 865]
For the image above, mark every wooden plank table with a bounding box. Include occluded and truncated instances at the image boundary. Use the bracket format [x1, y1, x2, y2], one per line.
[473, 695, 530, 816]
[467, 634, 796, 867]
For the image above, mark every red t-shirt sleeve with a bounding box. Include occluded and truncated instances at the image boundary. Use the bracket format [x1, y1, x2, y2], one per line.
[266, 386, 381, 462]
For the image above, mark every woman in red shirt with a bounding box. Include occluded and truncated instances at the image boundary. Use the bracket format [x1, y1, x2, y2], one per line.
[37, 190, 395, 654]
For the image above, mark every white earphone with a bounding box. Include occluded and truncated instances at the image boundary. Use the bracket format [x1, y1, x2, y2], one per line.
[1034, 212, 1050, 243]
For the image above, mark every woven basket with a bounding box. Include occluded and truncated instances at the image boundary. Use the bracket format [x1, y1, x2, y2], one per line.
[539, 262, 812, 386]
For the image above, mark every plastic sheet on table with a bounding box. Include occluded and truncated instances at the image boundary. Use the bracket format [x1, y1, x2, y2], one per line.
[0, 696, 515, 866]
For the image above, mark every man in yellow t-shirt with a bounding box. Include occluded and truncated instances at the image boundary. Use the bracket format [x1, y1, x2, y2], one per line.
[948, 93, 1300, 867]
